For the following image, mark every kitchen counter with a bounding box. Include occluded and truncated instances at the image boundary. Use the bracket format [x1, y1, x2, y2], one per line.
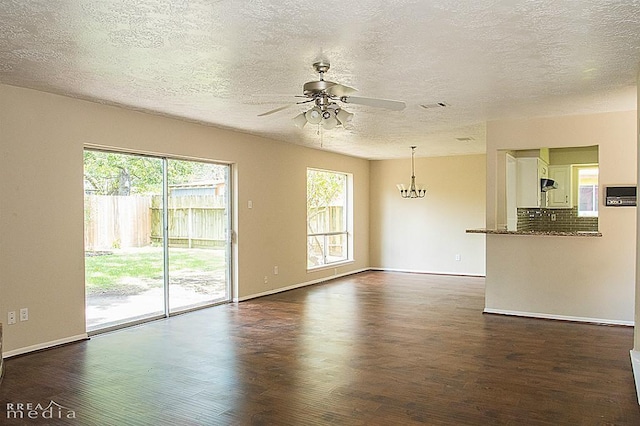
[466, 228, 602, 237]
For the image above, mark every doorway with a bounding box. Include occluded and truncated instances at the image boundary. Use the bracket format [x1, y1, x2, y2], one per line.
[83, 150, 232, 332]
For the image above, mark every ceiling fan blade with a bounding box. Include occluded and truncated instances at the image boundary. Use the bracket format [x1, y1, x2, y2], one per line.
[257, 104, 294, 117]
[326, 83, 357, 97]
[341, 96, 406, 111]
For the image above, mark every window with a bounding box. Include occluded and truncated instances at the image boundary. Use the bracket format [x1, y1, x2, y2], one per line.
[307, 169, 352, 269]
[577, 166, 598, 217]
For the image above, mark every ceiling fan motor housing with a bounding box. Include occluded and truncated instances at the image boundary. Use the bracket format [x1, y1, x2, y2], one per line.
[303, 80, 337, 97]
[313, 61, 331, 74]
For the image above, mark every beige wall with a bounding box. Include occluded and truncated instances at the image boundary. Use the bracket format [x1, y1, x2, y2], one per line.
[0, 84, 370, 354]
[486, 111, 637, 323]
[636, 69, 640, 348]
[369, 154, 486, 275]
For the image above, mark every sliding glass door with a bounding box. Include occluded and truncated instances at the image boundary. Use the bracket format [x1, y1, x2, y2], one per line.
[167, 159, 230, 312]
[84, 150, 231, 332]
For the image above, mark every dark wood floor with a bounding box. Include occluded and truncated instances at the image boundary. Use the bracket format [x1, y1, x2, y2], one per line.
[1, 271, 639, 425]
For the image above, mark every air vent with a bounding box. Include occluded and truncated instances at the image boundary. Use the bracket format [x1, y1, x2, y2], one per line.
[420, 102, 449, 109]
[456, 137, 475, 142]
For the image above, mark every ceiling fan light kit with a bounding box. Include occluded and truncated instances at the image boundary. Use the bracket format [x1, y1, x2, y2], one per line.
[293, 112, 308, 129]
[258, 61, 406, 131]
[305, 106, 322, 124]
[336, 108, 354, 125]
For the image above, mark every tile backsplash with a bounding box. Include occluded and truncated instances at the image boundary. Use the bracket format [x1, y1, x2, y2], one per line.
[517, 207, 598, 232]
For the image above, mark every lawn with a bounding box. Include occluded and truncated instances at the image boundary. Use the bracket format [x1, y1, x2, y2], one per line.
[85, 247, 226, 295]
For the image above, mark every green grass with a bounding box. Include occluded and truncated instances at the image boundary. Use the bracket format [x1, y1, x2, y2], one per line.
[85, 248, 226, 295]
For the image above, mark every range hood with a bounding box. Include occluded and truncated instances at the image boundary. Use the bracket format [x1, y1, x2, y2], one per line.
[540, 178, 558, 192]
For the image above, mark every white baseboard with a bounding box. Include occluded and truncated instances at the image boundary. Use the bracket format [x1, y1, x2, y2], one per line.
[234, 268, 370, 302]
[234, 267, 484, 302]
[370, 267, 485, 277]
[484, 308, 634, 326]
[2, 333, 89, 359]
[631, 350, 640, 405]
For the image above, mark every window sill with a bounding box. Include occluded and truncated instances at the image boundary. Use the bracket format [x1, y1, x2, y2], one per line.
[307, 259, 355, 273]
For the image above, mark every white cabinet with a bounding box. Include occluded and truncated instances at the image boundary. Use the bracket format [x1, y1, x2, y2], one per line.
[547, 165, 573, 208]
[516, 158, 548, 208]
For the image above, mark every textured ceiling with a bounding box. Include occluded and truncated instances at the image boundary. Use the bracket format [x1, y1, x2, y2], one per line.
[0, 0, 638, 159]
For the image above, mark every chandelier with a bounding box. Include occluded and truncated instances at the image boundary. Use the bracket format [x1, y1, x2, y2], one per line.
[293, 95, 354, 130]
[397, 146, 426, 198]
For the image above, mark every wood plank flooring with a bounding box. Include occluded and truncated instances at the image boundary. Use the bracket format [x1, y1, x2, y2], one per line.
[1, 271, 639, 425]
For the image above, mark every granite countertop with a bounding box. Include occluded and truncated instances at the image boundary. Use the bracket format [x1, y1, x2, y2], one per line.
[466, 228, 602, 237]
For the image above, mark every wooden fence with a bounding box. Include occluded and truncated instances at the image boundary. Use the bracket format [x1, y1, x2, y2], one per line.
[84, 195, 227, 251]
[84, 195, 152, 250]
[151, 195, 227, 248]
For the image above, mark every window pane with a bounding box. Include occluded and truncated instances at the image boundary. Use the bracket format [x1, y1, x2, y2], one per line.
[307, 169, 350, 268]
[577, 167, 599, 217]
[307, 170, 347, 234]
[327, 234, 348, 262]
[307, 236, 324, 268]
[307, 233, 348, 268]
[167, 160, 230, 313]
[579, 186, 594, 211]
[84, 151, 165, 331]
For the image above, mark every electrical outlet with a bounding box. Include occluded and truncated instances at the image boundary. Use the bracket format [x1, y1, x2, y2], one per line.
[8, 311, 16, 325]
[264, 276, 268, 284]
[273, 266, 278, 275]
[20, 308, 28, 322]
[455, 254, 461, 261]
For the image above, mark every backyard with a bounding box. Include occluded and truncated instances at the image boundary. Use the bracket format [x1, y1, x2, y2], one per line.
[85, 247, 228, 330]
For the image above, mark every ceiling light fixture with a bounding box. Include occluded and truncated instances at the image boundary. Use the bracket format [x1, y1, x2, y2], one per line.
[397, 146, 426, 199]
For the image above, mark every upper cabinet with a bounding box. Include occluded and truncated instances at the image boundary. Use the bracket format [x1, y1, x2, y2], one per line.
[516, 157, 548, 208]
[547, 165, 573, 208]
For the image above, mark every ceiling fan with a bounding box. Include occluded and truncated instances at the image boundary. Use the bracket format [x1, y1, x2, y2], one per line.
[258, 61, 406, 129]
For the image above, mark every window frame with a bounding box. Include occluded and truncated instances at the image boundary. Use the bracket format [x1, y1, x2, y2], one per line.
[306, 168, 354, 270]
[576, 165, 599, 218]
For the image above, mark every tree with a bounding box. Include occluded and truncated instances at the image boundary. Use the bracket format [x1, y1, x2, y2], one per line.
[84, 151, 226, 195]
[307, 170, 345, 232]
[84, 151, 162, 195]
[306, 170, 347, 267]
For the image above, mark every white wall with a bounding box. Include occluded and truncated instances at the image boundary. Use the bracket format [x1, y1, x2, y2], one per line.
[486, 110, 637, 324]
[0, 84, 370, 354]
[369, 154, 486, 275]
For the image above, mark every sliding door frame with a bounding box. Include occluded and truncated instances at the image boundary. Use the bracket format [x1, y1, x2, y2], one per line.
[84, 147, 234, 334]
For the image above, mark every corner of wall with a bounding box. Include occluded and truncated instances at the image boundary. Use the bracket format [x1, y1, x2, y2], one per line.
[631, 350, 640, 404]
